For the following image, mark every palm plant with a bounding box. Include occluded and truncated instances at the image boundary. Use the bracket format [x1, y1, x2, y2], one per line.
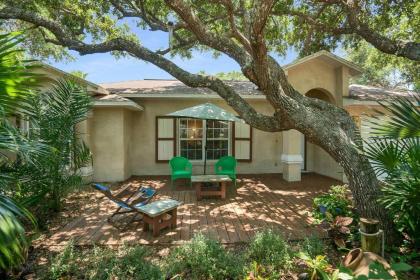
[0, 32, 39, 273]
[363, 94, 420, 246]
[5, 79, 93, 212]
[0, 195, 35, 272]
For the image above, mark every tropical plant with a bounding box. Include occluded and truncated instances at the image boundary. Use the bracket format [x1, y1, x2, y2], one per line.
[4, 79, 93, 212]
[363, 95, 420, 246]
[321, 216, 354, 248]
[312, 185, 353, 221]
[298, 253, 334, 280]
[0, 32, 38, 274]
[0, 195, 35, 273]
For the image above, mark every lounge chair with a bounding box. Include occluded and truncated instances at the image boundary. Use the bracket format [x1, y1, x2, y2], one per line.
[91, 183, 156, 228]
[169, 156, 192, 189]
[215, 156, 237, 186]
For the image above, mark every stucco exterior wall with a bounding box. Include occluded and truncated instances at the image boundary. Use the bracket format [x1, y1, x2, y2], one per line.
[285, 59, 351, 181]
[287, 59, 338, 104]
[87, 56, 357, 182]
[91, 108, 130, 182]
[127, 98, 283, 176]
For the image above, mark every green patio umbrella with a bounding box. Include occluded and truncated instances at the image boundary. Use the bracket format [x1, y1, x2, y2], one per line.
[167, 103, 244, 174]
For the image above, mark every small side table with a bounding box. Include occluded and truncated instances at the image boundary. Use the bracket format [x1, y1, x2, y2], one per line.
[192, 175, 232, 200]
[137, 199, 182, 237]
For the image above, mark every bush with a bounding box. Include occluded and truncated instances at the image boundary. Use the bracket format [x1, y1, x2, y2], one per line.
[312, 185, 352, 221]
[48, 242, 162, 280]
[245, 229, 292, 276]
[164, 234, 244, 280]
[300, 235, 325, 258]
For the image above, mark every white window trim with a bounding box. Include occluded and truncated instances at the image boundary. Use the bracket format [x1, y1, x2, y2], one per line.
[177, 118, 231, 163]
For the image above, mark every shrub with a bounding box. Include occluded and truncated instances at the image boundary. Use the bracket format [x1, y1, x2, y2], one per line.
[48, 242, 162, 280]
[363, 95, 420, 246]
[300, 235, 325, 258]
[312, 185, 352, 221]
[49, 240, 78, 279]
[164, 234, 244, 280]
[245, 229, 292, 276]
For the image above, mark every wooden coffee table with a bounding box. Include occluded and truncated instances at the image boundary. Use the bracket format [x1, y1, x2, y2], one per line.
[192, 175, 232, 200]
[137, 199, 182, 237]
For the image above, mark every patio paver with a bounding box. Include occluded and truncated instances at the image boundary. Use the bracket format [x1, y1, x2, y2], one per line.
[41, 173, 341, 246]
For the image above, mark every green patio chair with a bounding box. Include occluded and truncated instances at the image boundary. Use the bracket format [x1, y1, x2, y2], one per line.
[169, 156, 192, 189]
[215, 156, 237, 186]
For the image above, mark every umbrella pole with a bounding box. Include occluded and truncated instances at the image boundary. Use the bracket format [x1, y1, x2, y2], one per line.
[204, 120, 207, 175]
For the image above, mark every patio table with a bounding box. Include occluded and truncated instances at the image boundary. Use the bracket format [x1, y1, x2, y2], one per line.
[192, 175, 232, 200]
[137, 199, 182, 237]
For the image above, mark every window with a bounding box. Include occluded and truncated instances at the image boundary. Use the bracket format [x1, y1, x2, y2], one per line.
[178, 118, 230, 161]
[179, 119, 204, 160]
[206, 120, 229, 160]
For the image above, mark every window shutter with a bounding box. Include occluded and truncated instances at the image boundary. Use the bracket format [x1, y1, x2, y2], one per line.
[232, 122, 252, 162]
[156, 116, 176, 162]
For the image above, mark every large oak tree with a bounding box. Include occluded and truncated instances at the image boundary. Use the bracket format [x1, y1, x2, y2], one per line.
[1, 0, 418, 241]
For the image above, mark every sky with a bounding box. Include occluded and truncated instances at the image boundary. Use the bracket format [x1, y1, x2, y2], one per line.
[47, 19, 303, 84]
[48, 19, 340, 85]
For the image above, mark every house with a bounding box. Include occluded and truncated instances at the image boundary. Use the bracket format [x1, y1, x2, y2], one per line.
[34, 50, 396, 183]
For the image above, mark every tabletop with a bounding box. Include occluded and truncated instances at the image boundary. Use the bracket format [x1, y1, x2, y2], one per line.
[137, 199, 182, 217]
[191, 174, 232, 183]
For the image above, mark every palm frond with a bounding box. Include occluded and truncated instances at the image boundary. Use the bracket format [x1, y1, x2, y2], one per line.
[363, 138, 406, 177]
[0, 32, 41, 115]
[369, 94, 420, 139]
[0, 194, 36, 271]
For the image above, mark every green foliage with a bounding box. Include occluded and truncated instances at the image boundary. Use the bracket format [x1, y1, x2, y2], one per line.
[363, 96, 420, 246]
[48, 242, 162, 280]
[0, 195, 35, 272]
[3, 79, 93, 213]
[298, 253, 333, 280]
[0, 32, 38, 273]
[245, 229, 292, 277]
[346, 41, 419, 90]
[214, 71, 247, 81]
[354, 261, 413, 280]
[69, 70, 88, 79]
[164, 233, 244, 280]
[300, 235, 325, 258]
[0, 32, 39, 115]
[312, 185, 353, 221]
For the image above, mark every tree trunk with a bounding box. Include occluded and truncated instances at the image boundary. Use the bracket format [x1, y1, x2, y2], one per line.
[299, 116, 397, 244]
[278, 96, 397, 244]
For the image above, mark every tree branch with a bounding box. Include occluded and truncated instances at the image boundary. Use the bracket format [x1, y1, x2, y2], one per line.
[274, 2, 420, 61]
[0, 5, 289, 132]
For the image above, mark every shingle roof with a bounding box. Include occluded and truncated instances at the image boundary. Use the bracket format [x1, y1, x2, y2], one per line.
[348, 84, 418, 101]
[99, 79, 261, 96]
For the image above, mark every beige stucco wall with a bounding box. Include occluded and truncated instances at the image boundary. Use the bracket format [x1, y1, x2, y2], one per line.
[87, 57, 356, 182]
[126, 98, 283, 176]
[285, 58, 352, 181]
[91, 108, 132, 182]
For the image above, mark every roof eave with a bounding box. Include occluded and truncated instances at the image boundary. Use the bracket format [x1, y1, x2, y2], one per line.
[283, 50, 363, 77]
[117, 93, 267, 99]
[93, 101, 144, 111]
